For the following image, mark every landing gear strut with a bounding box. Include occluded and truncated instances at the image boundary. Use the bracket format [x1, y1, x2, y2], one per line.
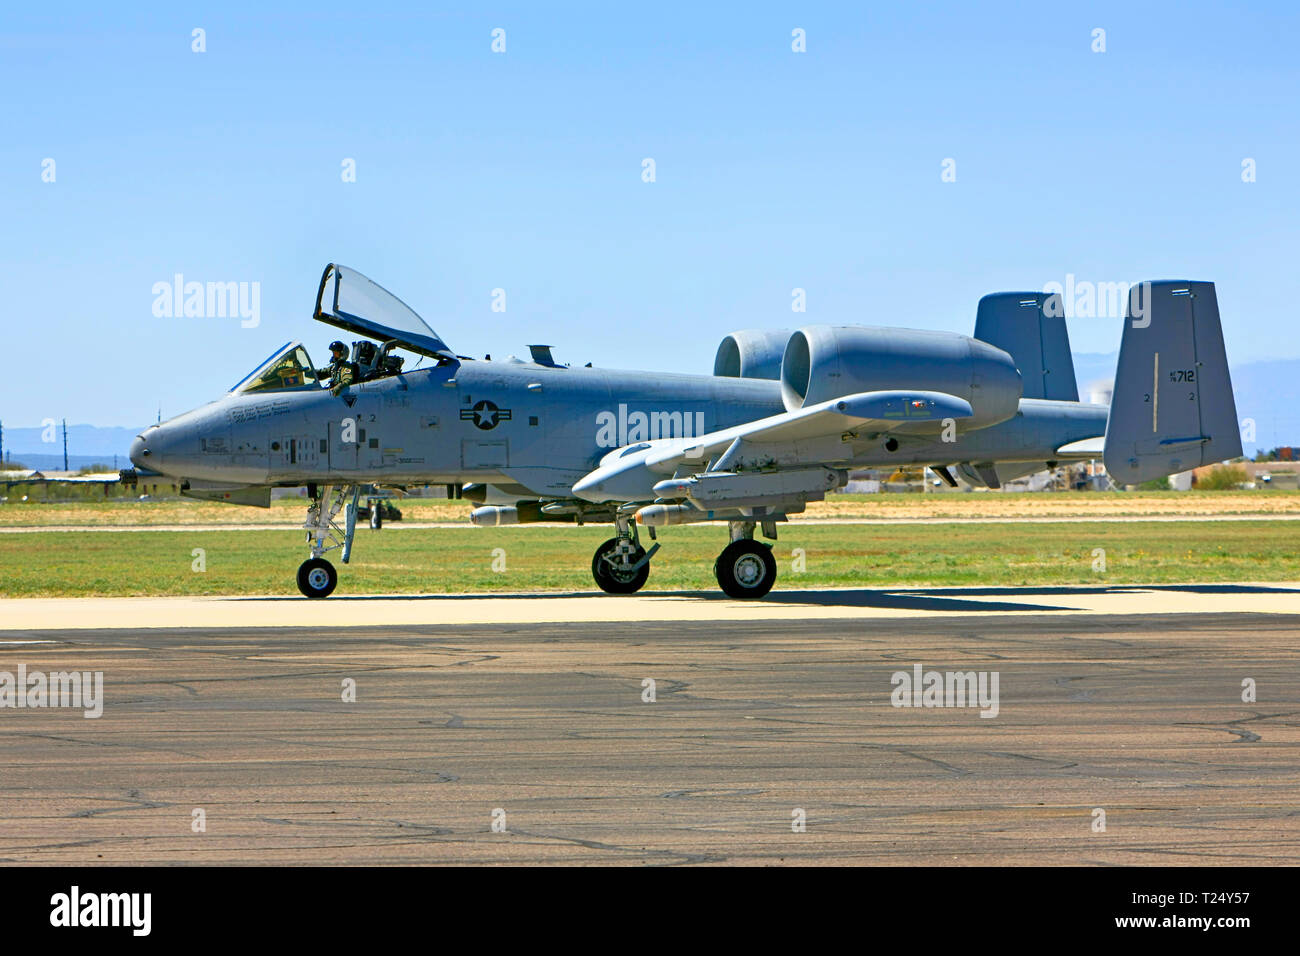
[714, 521, 777, 599]
[591, 512, 658, 594]
[296, 483, 358, 598]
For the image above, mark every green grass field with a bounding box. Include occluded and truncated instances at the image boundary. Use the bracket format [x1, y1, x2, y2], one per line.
[3, 488, 1300, 526]
[1, 520, 1294, 597]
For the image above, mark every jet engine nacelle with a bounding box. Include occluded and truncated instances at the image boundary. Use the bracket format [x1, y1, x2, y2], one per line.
[780, 325, 1022, 427]
[713, 329, 792, 380]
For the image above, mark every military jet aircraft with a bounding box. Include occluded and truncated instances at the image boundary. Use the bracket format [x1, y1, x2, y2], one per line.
[126, 264, 1241, 599]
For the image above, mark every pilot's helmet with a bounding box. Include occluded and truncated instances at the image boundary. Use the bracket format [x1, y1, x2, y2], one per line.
[329, 340, 348, 359]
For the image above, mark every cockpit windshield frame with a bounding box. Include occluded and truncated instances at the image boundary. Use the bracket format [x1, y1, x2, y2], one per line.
[231, 341, 320, 395]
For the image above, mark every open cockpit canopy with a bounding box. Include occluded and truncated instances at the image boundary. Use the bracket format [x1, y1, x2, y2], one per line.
[314, 264, 454, 360]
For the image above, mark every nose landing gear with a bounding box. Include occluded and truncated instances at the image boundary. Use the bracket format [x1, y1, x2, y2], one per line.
[591, 512, 658, 594]
[296, 483, 358, 598]
[592, 538, 650, 593]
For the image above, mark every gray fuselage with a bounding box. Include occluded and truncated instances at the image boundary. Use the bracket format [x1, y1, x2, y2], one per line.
[132, 355, 1107, 498]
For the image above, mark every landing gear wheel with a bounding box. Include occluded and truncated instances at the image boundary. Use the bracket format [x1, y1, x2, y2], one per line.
[297, 558, 338, 598]
[714, 540, 777, 599]
[591, 537, 650, 594]
[370, 507, 382, 530]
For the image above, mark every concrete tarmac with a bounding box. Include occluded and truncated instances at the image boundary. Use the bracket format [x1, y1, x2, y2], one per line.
[3, 582, 1300, 629]
[1, 590, 1298, 865]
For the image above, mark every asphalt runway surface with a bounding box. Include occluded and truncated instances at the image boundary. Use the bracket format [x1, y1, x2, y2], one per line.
[2, 586, 1299, 865]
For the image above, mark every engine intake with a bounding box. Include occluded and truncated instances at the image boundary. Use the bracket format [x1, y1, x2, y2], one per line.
[713, 329, 792, 380]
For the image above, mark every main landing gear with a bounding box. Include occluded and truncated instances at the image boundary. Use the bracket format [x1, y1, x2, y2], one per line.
[587, 515, 779, 599]
[296, 483, 358, 598]
[590, 511, 659, 594]
[713, 520, 777, 599]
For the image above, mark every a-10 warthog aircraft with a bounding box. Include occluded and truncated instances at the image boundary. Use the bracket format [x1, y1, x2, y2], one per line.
[126, 264, 1241, 599]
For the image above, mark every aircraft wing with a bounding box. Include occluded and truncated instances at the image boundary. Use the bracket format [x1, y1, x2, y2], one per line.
[314, 264, 455, 360]
[573, 389, 972, 503]
[648, 389, 970, 470]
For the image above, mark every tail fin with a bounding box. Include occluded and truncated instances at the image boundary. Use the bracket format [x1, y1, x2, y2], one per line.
[975, 292, 1079, 401]
[1103, 281, 1241, 485]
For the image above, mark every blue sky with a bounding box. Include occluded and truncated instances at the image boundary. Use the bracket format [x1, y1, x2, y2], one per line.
[2, 1, 1297, 427]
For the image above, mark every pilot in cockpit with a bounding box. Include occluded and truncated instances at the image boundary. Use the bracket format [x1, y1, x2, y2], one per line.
[316, 340, 357, 396]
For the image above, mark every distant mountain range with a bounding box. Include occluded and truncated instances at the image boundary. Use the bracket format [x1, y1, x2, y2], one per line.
[2, 354, 1296, 467]
[1, 425, 141, 471]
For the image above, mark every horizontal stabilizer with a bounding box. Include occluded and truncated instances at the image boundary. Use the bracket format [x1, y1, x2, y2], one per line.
[1055, 436, 1104, 457]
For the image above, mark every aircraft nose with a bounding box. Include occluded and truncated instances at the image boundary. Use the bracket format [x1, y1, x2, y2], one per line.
[130, 425, 169, 469]
[129, 432, 151, 469]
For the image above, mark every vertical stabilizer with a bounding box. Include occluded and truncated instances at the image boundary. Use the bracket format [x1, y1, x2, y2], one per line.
[1103, 281, 1241, 485]
[975, 292, 1079, 401]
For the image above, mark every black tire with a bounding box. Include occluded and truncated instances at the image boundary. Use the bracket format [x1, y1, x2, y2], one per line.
[591, 537, 650, 594]
[370, 508, 382, 529]
[297, 558, 338, 598]
[714, 540, 777, 599]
